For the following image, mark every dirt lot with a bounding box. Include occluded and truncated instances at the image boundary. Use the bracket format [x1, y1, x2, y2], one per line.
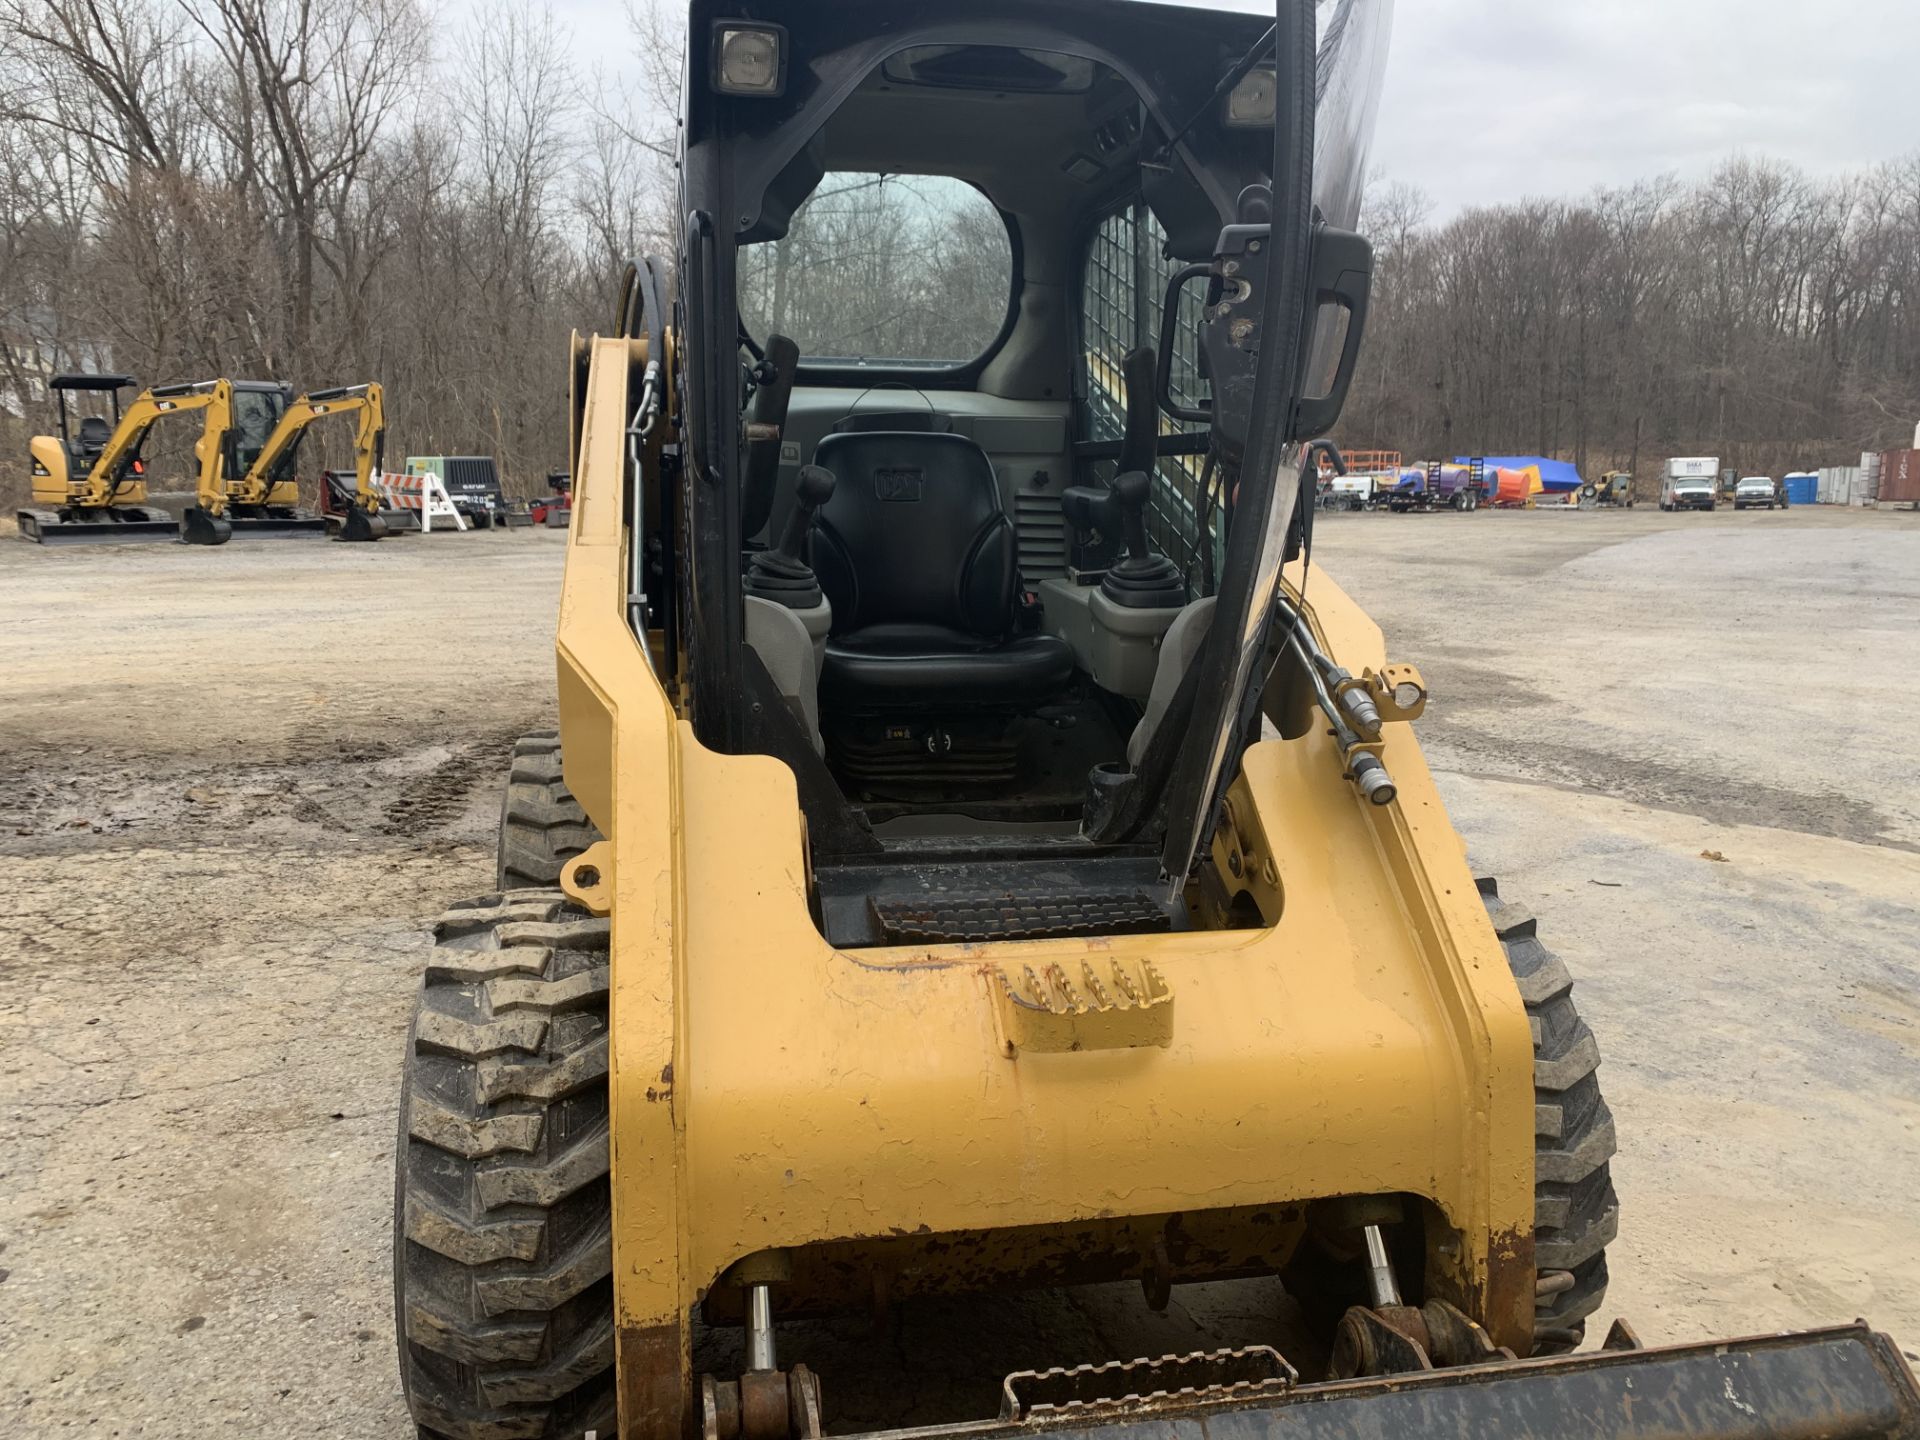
[2, 506, 1917, 1436]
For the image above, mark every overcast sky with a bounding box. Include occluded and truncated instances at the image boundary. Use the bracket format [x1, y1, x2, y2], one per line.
[530, 0, 1920, 215]
[1372, 0, 1920, 213]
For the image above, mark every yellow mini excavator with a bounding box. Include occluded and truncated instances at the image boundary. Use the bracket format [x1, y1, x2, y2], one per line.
[230, 381, 392, 543]
[389, 4, 1920, 1438]
[21, 374, 200, 543]
[22, 373, 332, 544]
[177, 379, 331, 544]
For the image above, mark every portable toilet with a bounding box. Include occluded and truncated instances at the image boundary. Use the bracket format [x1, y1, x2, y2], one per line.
[1783, 472, 1817, 506]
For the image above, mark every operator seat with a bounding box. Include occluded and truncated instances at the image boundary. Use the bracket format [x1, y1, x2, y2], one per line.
[73, 414, 113, 470]
[809, 429, 1074, 711]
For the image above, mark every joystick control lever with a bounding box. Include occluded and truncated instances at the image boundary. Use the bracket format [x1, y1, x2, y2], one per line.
[1100, 468, 1187, 609]
[746, 464, 834, 609]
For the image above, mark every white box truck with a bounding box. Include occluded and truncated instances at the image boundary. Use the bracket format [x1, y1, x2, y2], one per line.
[1662, 457, 1719, 511]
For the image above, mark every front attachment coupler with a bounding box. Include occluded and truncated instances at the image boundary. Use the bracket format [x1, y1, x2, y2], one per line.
[1329, 1225, 1515, 1379]
[701, 1271, 823, 1440]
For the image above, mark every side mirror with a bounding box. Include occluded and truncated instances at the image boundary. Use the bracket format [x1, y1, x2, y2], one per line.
[1151, 210, 1375, 456]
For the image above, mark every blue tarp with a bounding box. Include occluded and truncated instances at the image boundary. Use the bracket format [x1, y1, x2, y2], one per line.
[1453, 455, 1585, 493]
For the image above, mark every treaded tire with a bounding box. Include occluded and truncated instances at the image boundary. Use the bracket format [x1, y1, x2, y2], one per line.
[497, 733, 601, 891]
[395, 890, 616, 1439]
[1479, 877, 1620, 1354]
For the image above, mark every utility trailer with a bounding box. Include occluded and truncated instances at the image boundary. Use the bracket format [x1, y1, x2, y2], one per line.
[1389, 460, 1486, 512]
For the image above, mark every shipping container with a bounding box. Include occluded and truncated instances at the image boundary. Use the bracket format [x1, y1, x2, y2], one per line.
[1881, 448, 1920, 508]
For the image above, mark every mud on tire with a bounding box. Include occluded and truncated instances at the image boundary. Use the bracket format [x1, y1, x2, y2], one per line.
[497, 732, 601, 890]
[394, 891, 615, 1439]
[1479, 877, 1620, 1354]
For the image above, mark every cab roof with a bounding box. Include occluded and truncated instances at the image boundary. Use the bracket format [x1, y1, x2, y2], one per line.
[50, 373, 135, 392]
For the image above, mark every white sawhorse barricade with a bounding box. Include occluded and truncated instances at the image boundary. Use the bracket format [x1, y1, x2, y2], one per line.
[374, 472, 467, 533]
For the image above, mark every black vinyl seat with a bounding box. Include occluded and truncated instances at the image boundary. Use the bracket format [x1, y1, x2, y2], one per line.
[810, 429, 1074, 711]
[71, 414, 113, 470]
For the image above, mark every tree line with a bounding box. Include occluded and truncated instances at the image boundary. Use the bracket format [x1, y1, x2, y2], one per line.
[1345, 155, 1920, 481]
[5, 2, 1916, 507]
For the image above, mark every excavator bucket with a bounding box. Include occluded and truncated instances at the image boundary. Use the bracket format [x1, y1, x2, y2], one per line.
[180, 504, 329, 544]
[17, 505, 180, 546]
[887, 1326, 1920, 1440]
[336, 506, 389, 542]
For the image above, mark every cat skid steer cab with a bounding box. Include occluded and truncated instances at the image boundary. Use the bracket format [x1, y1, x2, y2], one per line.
[389, 3, 1920, 1438]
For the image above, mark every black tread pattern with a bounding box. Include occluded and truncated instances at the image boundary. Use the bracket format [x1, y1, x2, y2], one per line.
[1478, 877, 1620, 1354]
[496, 733, 602, 891]
[395, 891, 615, 1439]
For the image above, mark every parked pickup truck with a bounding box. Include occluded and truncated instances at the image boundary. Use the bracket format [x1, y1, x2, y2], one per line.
[1734, 476, 1781, 510]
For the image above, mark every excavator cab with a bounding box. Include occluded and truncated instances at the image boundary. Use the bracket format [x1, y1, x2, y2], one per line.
[389, 2, 1920, 1437]
[48, 374, 135, 475]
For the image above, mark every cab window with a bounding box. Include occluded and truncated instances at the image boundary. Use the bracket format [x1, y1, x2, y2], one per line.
[738, 172, 1013, 369]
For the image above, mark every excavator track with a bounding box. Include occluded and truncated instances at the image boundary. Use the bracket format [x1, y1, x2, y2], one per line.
[17, 505, 178, 545]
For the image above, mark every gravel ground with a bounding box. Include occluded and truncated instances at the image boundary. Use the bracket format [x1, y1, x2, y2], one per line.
[1, 507, 1916, 1437]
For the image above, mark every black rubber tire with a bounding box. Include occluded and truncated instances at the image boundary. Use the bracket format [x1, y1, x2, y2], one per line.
[1478, 877, 1620, 1354]
[497, 733, 601, 891]
[394, 891, 616, 1439]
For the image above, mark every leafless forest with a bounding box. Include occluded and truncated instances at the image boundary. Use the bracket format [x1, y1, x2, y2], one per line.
[1350, 159, 1920, 476]
[3, 0, 1916, 503]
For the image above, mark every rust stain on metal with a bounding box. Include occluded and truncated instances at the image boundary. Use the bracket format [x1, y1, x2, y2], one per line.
[616, 1320, 686, 1440]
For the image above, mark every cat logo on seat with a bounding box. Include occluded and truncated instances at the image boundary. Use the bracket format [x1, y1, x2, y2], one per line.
[874, 468, 923, 502]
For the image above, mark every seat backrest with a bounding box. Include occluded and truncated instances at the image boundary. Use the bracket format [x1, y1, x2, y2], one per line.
[811, 430, 1016, 638]
[76, 414, 113, 462]
[831, 410, 951, 435]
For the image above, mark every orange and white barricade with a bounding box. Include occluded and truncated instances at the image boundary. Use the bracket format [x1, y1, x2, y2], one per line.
[374, 471, 467, 533]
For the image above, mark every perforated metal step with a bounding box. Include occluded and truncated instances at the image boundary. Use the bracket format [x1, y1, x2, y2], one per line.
[871, 890, 1171, 944]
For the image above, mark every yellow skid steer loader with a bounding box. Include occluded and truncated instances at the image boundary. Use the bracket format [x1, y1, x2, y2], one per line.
[390, 3, 1920, 1438]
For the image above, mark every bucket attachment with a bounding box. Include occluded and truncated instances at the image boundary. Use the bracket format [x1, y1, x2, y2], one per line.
[381, 507, 422, 534]
[178, 506, 235, 545]
[336, 507, 389, 543]
[18, 505, 180, 546]
[870, 1326, 1920, 1440]
[217, 504, 329, 541]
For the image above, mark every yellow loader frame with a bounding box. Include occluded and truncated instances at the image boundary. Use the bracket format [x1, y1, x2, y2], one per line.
[554, 336, 1535, 1424]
